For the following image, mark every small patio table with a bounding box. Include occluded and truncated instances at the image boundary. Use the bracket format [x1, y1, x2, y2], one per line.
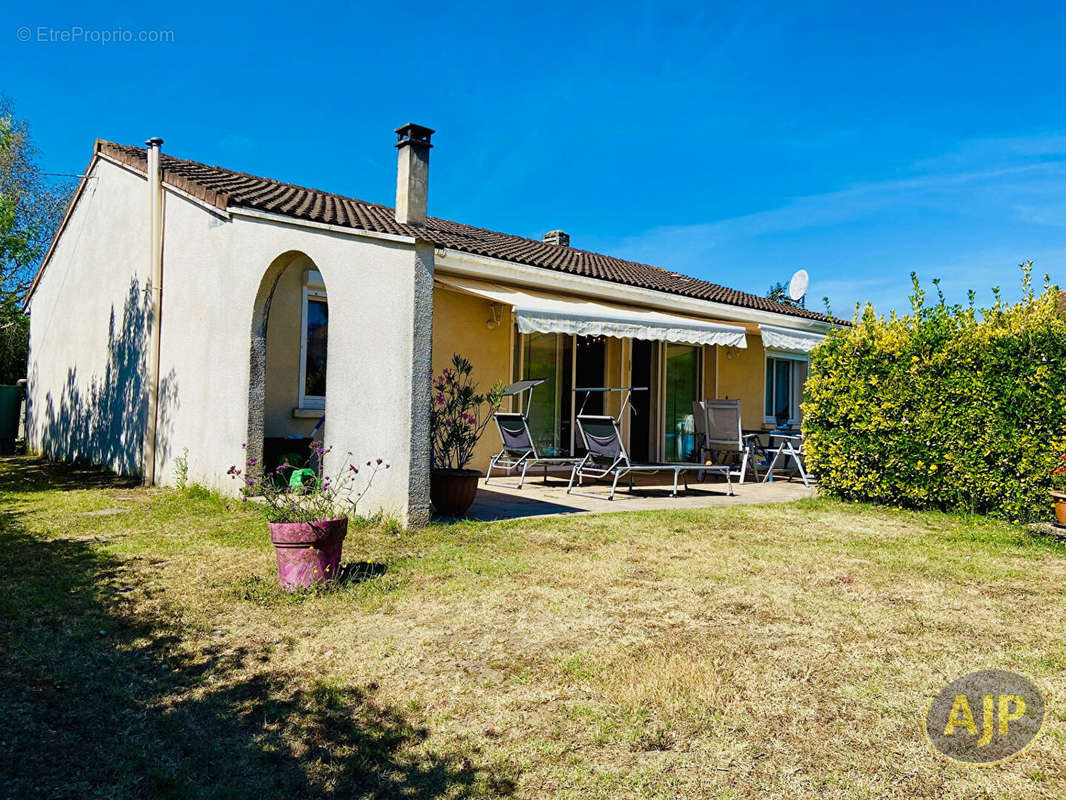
[762, 432, 810, 487]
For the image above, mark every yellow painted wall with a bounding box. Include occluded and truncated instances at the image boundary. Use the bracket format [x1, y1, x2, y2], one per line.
[431, 286, 512, 473]
[702, 344, 717, 399]
[715, 334, 767, 430]
[431, 293, 784, 468]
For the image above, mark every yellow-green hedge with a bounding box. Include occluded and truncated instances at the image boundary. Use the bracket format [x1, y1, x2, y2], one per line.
[803, 271, 1066, 521]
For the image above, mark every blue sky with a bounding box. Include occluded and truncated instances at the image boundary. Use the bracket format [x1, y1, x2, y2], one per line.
[5, 0, 1066, 315]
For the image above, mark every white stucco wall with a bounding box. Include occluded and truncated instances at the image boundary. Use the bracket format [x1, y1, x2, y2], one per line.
[27, 156, 433, 526]
[26, 158, 151, 475]
[154, 194, 432, 525]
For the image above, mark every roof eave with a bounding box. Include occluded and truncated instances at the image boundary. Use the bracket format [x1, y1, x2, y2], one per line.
[434, 248, 837, 333]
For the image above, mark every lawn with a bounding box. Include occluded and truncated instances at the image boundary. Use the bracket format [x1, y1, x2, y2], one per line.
[1, 456, 1064, 799]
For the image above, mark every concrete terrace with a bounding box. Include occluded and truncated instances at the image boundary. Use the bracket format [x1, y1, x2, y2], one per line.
[460, 472, 814, 521]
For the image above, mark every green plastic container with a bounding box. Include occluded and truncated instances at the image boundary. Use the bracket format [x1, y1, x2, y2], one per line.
[289, 467, 317, 489]
[0, 385, 22, 453]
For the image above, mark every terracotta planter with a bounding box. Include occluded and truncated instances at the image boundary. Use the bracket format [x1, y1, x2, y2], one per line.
[1052, 491, 1066, 527]
[430, 469, 481, 517]
[268, 517, 347, 590]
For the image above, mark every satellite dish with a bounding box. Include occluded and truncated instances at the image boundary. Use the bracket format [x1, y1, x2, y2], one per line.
[788, 269, 809, 302]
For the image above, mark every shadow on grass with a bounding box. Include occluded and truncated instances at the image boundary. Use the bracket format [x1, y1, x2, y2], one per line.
[0, 455, 140, 493]
[0, 463, 513, 799]
[337, 560, 389, 583]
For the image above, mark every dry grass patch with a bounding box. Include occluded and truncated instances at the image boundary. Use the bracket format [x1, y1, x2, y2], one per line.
[1, 457, 1065, 799]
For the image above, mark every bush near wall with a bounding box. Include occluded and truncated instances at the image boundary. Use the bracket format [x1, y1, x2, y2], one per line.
[0, 300, 29, 384]
[803, 268, 1066, 522]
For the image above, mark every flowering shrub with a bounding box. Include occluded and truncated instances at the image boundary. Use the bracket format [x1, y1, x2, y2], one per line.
[228, 441, 388, 523]
[803, 264, 1066, 522]
[430, 353, 504, 470]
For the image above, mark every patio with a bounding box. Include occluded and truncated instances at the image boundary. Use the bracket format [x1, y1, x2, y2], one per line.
[461, 471, 814, 521]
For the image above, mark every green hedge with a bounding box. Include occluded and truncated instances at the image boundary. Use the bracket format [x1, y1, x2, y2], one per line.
[0, 300, 28, 385]
[803, 269, 1066, 522]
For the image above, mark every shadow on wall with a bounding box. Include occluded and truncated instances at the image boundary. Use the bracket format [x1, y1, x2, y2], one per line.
[29, 277, 178, 476]
[0, 460, 512, 799]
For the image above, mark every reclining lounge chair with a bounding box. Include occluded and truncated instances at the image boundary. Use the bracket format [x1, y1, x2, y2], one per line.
[485, 379, 580, 488]
[567, 412, 734, 500]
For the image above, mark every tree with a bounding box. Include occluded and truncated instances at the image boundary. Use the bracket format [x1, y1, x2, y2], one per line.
[766, 281, 803, 307]
[0, 96, 75, 383]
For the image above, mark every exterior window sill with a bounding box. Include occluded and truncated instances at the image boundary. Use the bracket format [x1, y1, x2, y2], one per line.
[292, 407, 325, 419]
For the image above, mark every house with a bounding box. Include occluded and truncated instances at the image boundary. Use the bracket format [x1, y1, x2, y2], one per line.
[24, 124, 837, 526]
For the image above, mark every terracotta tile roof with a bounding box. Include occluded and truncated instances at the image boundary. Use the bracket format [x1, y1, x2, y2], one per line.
[97, 141, 841, 325]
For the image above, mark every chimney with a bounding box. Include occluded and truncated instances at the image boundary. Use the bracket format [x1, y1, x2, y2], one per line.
[394, 123, 434, 225]
[543, 230, 570, 247]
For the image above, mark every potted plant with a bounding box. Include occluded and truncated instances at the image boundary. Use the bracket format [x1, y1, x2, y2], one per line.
[430, 354, 504, 516]
[1051, 453, 1066, 527]
[230, 443, 387, 590]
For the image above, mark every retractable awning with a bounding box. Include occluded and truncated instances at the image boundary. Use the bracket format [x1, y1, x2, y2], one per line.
[436, 276, 748, 348]
[759, 324, 825, 353]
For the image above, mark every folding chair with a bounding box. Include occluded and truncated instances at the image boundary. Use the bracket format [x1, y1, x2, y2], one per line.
[695, 399, 764, 484]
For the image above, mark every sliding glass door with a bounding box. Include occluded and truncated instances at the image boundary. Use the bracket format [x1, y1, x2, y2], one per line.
[573, 336, 607, 454]
[663, 343, 700, 462]
[629, 339, 656, 462]
[515, 333, 608, 456]
[516, 333, 699, 461]
[518, 332, 571, 456]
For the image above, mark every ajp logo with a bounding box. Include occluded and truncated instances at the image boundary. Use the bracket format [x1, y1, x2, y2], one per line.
[923, 670, 1046, 766]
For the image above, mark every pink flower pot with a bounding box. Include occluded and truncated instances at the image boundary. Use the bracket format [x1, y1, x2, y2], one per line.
[268, 517, 347, 590]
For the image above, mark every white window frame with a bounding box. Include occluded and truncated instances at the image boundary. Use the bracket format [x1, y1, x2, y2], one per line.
[298, 272, 328, 410]
[763, 350, 808, 426]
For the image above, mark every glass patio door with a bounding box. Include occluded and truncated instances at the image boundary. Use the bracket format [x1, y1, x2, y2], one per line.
[663, 343, 700, 462]
[518, 332, 571, 456]
[572, 335, 607, 455]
